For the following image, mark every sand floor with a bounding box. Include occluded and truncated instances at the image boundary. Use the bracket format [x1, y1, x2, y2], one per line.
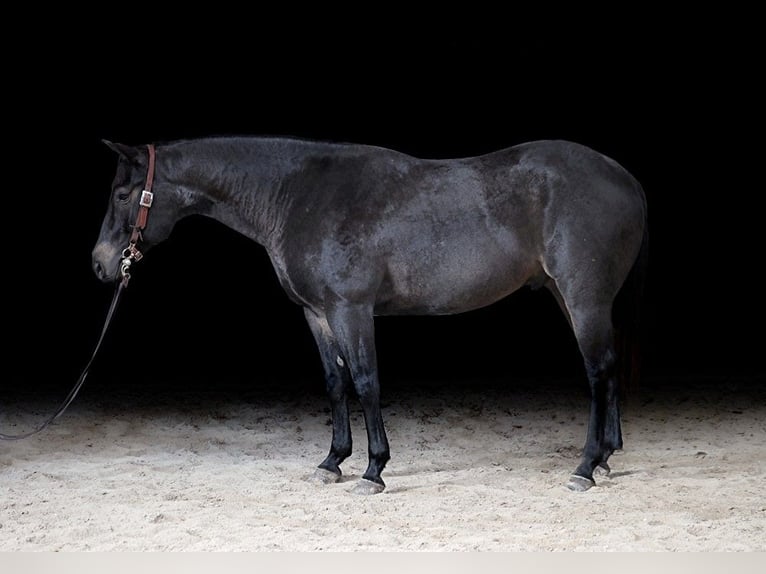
[1, 378, 764, 551]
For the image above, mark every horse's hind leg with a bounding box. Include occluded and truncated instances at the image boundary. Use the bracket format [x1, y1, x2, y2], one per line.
[563, 299, 623, 491]
[546, 280, 621, 482]
[304, 308, 353, 484]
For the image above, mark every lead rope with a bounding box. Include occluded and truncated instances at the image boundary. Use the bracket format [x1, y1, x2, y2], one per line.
[0, 281, 125, 440]
[1, 144, 154, 440]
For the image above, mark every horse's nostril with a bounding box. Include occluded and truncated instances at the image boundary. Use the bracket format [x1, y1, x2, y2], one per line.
[93, 260, 105, 280]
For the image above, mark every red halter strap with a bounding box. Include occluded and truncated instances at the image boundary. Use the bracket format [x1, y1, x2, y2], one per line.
[129, 144, 156, 244]
[121, 144, 156, 286]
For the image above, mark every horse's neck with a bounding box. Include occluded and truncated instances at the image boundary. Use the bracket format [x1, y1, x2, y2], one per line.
[163, 138, 333, 248]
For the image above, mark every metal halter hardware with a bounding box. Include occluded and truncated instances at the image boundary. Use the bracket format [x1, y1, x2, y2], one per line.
[120, 144, 156, 286]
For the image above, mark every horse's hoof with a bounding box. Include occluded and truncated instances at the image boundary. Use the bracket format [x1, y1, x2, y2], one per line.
[566, 475, 596, 492]
[307, 468, 341, 485]
[350, 479, 385, 495]
[595, 462, 611, 477]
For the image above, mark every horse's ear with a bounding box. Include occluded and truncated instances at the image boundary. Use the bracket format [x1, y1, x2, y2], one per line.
[102, 139, 141, 163]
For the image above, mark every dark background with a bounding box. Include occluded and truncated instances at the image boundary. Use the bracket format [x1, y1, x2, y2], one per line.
[3, 16, 762, 402]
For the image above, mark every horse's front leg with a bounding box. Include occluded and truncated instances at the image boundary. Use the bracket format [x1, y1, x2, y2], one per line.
[325, 301, 390, 495]
[304, 308, 353, 484]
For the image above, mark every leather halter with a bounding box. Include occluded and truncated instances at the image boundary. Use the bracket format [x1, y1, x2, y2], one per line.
[120, 144, 156, 286]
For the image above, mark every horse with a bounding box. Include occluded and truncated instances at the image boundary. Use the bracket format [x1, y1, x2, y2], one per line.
[92, 137, 647, 494]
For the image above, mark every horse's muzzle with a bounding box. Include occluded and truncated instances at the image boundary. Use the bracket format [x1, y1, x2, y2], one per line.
[92, 259, 110, 282]
[91, 243, 120, 283]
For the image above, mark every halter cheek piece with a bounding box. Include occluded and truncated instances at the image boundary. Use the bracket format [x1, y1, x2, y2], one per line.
[120, 143, 156, 286]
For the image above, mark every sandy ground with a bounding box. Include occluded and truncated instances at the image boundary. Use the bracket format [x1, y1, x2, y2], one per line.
[1, 378, 764, 551]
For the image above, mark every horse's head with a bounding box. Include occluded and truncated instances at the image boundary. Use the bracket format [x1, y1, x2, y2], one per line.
[92, 141, 177, 282]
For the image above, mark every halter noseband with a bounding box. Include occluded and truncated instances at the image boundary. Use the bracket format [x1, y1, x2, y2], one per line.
[120, 143, 156, 286]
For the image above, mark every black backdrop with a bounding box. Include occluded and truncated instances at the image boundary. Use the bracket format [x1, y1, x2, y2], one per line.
[4, 18, 762, 399]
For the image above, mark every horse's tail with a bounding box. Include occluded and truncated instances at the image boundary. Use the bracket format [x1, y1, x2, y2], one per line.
[613, 194, 649, 397]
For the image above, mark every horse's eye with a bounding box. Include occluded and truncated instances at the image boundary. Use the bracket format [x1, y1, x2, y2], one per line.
[116, 191, 131, 203]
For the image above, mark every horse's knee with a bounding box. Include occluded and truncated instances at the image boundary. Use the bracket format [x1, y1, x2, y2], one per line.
[325, 369, 350, 398]
[352, 377, 381, 404]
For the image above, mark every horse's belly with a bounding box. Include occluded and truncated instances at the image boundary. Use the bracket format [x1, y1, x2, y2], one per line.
[374, 244, 537, 316]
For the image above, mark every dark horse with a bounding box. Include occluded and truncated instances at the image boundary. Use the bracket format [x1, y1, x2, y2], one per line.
[93, 137, 647, 494]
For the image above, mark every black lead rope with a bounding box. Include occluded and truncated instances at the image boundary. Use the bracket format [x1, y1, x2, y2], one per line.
[1, 143, 154, 441]
[0, 281, 125, 440]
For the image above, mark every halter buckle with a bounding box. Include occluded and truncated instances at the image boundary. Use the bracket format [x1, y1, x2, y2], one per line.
[140, 190, 154, 207]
